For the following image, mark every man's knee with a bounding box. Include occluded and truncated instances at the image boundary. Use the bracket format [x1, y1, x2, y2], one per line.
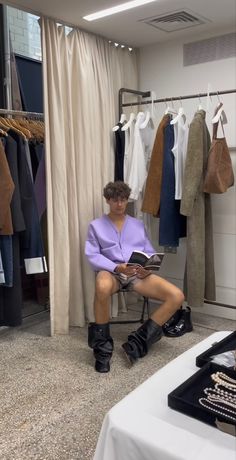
[169, 287, 185, 307]
[95, 271, 114, 298]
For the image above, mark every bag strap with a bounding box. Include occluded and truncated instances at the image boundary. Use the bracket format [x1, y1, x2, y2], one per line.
[213, 103, 225, 139]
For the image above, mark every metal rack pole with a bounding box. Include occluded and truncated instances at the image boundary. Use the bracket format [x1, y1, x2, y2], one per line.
[0, 108, 44, 118]
[119, 88, 151, 117]
[120, 88, 236, 110]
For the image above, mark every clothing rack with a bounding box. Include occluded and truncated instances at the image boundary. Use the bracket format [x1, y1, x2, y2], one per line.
[0, 108, 44, 119]
[118, 87, 236, 311]
[119, 87, 236, 117]
[119, 89, 151, 118]
[0, 106, 46, 324]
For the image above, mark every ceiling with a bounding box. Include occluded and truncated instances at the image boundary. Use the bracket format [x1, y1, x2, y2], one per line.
[2, 0, 236, 47]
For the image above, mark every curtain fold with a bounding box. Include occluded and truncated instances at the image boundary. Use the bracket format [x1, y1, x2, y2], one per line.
[41, 18, 138, 334]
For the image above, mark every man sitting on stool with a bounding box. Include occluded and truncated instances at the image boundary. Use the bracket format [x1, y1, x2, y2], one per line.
[85, 181, 184, 373]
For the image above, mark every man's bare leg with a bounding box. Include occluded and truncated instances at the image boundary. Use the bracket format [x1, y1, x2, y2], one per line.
[133, 274, 185, 325]
[94, 271, 119, 323]
[89, 271, 119, 373]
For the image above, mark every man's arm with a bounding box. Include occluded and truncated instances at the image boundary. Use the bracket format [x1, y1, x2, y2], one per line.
[85, 224, 117, 273]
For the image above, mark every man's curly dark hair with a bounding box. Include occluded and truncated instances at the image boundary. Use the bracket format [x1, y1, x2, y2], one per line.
[103, 181, 131, 200]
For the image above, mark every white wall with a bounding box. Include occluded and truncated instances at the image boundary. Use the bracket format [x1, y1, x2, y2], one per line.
[138, 32, 236, 319]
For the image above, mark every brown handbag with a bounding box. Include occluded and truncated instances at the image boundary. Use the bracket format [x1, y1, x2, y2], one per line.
[203, 105, 234, 194]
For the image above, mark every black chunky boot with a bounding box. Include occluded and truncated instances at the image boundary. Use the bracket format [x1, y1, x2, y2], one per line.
[162, 306, 183, 335]
[164, 307, 193, 337]
[122, 318, 163, 365]
[88, 323, 114, 373]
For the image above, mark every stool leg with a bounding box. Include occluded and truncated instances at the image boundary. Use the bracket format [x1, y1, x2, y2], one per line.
[146, 298, 150, 318]
[140, 297, 148, 323]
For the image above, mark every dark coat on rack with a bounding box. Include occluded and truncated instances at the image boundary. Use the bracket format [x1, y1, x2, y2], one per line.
[114, 123, 125, 181]
[180, 110, 216, 307]
[142, 115, 169, 216]
[159, 122, 186, 246]
[0, 136, 23, 326]
[8, 129, 46, 273]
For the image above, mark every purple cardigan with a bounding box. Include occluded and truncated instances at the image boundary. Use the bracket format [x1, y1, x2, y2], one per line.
[85, 214, 155, 272]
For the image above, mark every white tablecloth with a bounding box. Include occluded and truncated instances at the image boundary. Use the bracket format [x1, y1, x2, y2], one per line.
[93, 331, 236, 460]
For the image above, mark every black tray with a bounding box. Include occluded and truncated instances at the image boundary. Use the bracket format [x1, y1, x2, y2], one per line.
[168, 362, 236, 428]
[196, 331, 236, 367]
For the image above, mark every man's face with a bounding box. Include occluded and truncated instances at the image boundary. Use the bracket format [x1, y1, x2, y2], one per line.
[106, 196, 128, 215]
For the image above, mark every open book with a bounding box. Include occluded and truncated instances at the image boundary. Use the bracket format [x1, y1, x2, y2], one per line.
[127, 251, 165, 271]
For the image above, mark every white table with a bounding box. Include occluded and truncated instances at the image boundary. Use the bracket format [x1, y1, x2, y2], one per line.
[93, 331, 236, 460]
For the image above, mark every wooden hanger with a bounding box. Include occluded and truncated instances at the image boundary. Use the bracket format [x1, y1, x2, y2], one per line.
[0, 116, 11, 129]
[0, 128, 8, 136]
[10, 118, 32, 139]
[27, 119, 44, 140]
[22, 121, 39, 138]
[0, 117, 27, 140]
[33, 119, 44, 130]
[0, 120, 9, 138]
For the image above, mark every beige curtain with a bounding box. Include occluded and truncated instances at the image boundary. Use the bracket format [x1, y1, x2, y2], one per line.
[41, 18, 138, 334]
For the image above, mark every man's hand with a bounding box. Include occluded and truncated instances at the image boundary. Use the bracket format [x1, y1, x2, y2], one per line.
[136, 266, 152, 279]
[115, 263, 139, 277]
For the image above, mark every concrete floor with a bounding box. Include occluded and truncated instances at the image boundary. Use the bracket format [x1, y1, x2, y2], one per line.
[0, 305, 235, 460]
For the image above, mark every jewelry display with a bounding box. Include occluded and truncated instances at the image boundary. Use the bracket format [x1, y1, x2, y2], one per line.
[206, 395, 236, 410]
[204, 387, 236, 401]
[199, 398, 236, 423]
[211, 371, 236, 391]
[198, 370, 236, 423]
[204, 388, 236, 404]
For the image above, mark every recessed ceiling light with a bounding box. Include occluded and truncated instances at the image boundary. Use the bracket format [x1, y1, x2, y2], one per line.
[83, 0, 158, 21]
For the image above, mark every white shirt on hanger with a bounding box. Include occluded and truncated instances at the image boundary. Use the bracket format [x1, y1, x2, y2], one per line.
[127, 113, 155, 201]
[123, 119, 135, 183]
[126, 112, 145, 200]
[141, 116, 155, 169]
[172, 117, 189, 200]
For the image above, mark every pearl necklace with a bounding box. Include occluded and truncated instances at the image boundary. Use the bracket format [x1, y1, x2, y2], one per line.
[204, 387, 236, 403]
[198, 371, 236, 423]
[199, 397, 236, 423]
[211, 372, 236, 391]
[207, 395, 236, 410]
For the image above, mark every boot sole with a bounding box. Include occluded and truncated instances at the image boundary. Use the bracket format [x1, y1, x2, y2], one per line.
[121, 345, 137, 367]
[95, 367, 110, 373]
[165, 327, 193, 337]
[95, 363, 110, 373]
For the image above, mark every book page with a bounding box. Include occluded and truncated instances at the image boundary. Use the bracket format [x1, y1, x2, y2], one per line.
[144, 253, 165, 269]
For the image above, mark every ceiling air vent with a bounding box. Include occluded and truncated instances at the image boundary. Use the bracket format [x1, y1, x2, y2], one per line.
[140, 9, 210, 33]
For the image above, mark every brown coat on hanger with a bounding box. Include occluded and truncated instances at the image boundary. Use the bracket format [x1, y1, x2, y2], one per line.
[142, 114, 170, 216]
[180, 110, 216, 308]
[0, 140, 15, 235]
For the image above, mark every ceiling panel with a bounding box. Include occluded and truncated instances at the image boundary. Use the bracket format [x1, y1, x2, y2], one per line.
[2, 0, 236, 47]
